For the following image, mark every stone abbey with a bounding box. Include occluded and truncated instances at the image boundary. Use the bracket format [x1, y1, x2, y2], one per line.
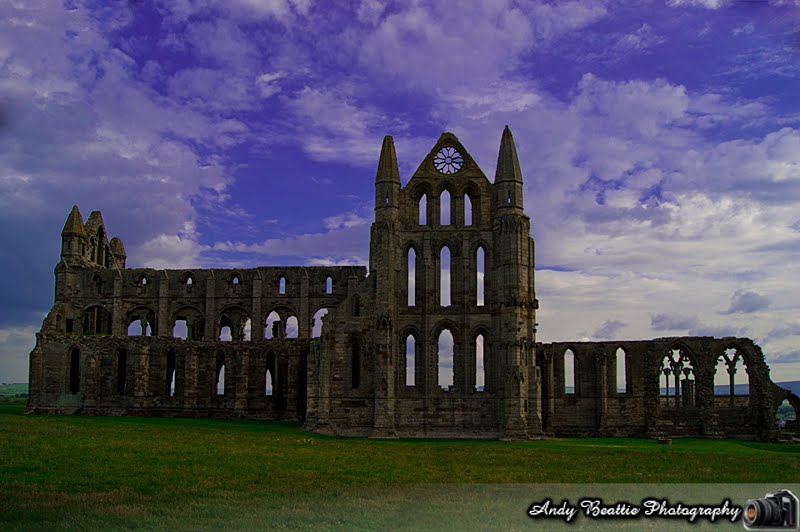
[27, 127, 799, 439]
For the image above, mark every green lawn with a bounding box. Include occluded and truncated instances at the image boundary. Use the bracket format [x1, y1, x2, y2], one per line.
[2, 398, 798, 530]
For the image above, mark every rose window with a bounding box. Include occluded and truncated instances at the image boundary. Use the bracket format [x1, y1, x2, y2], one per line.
[433, 146, 463, 175]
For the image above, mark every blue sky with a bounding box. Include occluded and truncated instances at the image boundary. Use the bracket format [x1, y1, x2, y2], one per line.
[1, 0, 799, 383]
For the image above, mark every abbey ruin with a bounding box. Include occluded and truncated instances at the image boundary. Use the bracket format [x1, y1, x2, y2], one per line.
[27, 127, 799, 439]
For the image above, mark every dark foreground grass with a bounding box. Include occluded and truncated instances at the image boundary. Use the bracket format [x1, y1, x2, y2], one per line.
[1, 398, 798, 530]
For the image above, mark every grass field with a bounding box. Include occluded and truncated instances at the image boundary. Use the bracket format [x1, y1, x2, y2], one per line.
[0, 383, 28, 398]
[2, 398, 799, 530]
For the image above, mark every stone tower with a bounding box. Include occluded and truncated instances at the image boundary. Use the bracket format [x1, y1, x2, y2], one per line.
[306, 127, 543, 438]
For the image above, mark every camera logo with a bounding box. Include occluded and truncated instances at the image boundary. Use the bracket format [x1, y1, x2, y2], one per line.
[743, 490, 798, 530]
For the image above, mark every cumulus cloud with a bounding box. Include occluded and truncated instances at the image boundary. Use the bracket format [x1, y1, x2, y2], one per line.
[651, 313, 700, 331]
[722, 290, 770, 314]
[594, 319, 626, 339]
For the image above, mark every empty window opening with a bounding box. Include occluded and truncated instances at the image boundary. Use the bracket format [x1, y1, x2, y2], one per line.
[660, 348, 695, 407]
[265, 351, 276, 396]
[475, 334, 485, 392]
[465, 194, 473, 226]
[325, 276, 333, 294]
[185, 275, 193, 285]
[66, 318, 74, 333]
[407, 247, 416, 307]
[731, 351, 749, 395]
[173, 319, 188, 340]
[69, 348, 80, 394]
[616, 348, 627, 394]
[777, 399, 797, 432]
[166, 350, 176, 397]
[243, 318, 251, 342]
[438, 329, 454, 391]
[278, 276, 286, 295]
[265, 311, 280, 339]
[216, 362, 225, 396]
[312, 308, 329, 338]
[405, 335, 416, 387]
[285, 316, 299, 338]
[352, 295, 360, 317]
[139, 276, 147, 286]
[476, 246, 485, 306]
[715, 348, 749, 404]
[564, 349, 575, 394]
[440, 246, 451, 307]
[94, 274, 103, 295]
[116, 349, 127, 394]
[219, 326, 232, 342]
[351, 340, 361, 389]
[440, 190, 451, 225]
[232, 275, 239, 285]
[418, 194, 427, 225]
[714, 356, 730, 396]
[507, 190, 511, 204]
[385, 191, 389, 205]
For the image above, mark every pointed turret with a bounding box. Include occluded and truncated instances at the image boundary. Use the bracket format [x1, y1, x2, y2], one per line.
[494, 125, 524, 213]
[374, 135, 400, 220]
[61, 205, 85, 236]
[60, 205, 85, 263]
[376, 135, 400, 185]
[109, 237, 126, 268]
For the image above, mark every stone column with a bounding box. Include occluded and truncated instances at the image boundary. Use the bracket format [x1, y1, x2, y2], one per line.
[299, 273, 310, 338]
[134, 345, 151, 410]
[204, 273, 216, 341]
[235, 350, 250, 415]
[252, 277, 263, 341]
[112, 272, 124, 336]
[158, 272, 170, 337]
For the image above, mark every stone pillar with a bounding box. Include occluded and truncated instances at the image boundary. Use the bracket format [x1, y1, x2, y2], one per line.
[299, 273, 310, 338]
[83, 350, 102, 410]
[252, 277, 263, 341]
[112, 273, 124, 336]
[184, 348, 198, 410]
[134, 345, 151, 409]
[158, 272, 169, 337]
[205, 273, 216, 341]
[597, 352, 608, 433]
[236, 351, 250, 415]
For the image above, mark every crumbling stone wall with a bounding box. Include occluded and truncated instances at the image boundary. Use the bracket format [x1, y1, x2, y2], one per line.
[538, 337, 784, 439]
[29, 129, 796, 441]
[28, 204, 365, 420]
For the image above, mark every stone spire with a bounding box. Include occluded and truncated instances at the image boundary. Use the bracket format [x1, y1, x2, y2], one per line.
[375, 135, 400, 184]
[495, 125, 523, 184]
[494, 125, 524, 212]
[61, 205, 85, 236]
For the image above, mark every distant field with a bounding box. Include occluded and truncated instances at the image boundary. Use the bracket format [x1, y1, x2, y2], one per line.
[0, 383, 28, 398]
[2, 398, 799, 529]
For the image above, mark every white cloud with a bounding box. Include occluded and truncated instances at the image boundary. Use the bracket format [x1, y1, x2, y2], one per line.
[732, 22, 755, 36]
[615, 23, 665, 51]
[0, 325, 38, 383]
[722, 290, 770, 314]
[256, 71, 283, 98]
[667, 0, 731, 8]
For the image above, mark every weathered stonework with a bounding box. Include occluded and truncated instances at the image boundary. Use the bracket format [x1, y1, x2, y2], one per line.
[28, 128, 799, 440]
